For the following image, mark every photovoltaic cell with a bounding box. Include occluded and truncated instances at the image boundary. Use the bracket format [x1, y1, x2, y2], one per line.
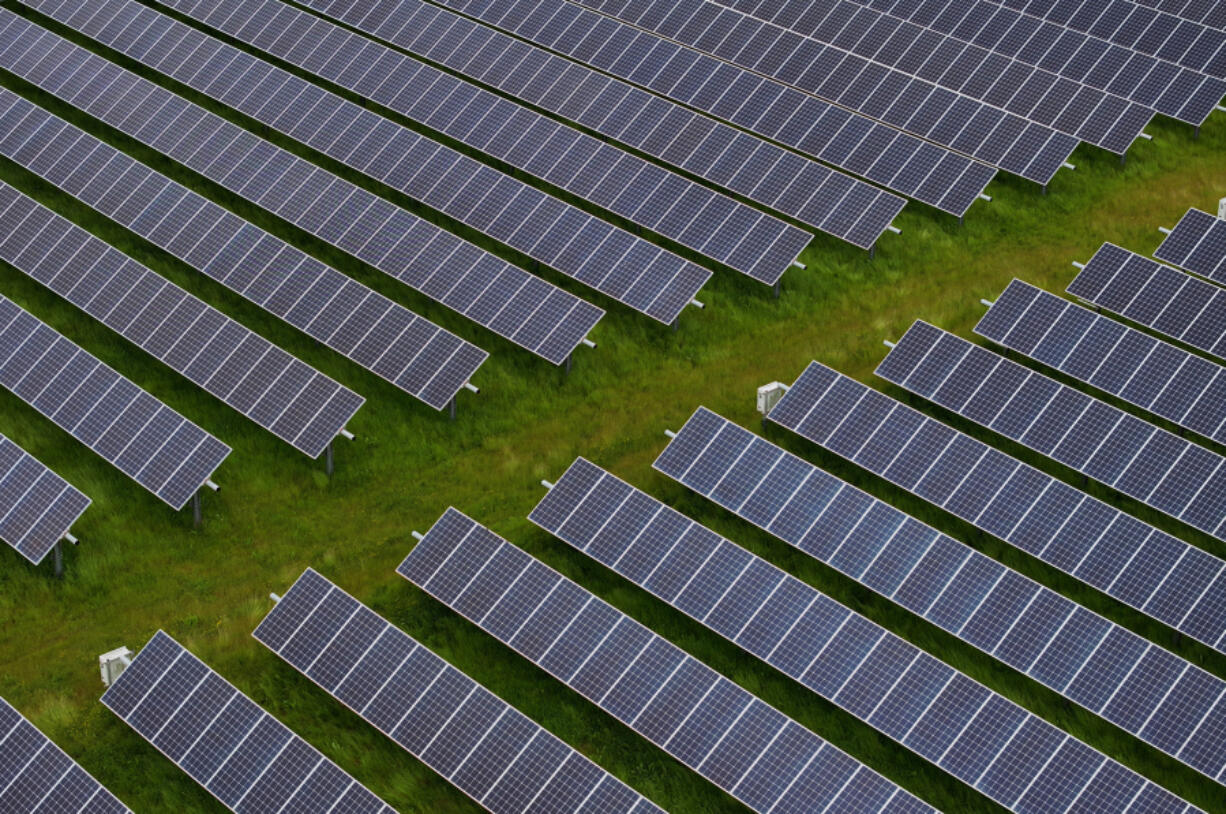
[659, 403, 1226, 784]
[424, 0, 1000, 214]
[976, 0, 1226, 77]
[0, 696, 130, 813]
[565, 0, 1086, 175]
[0, 10, 602, 362]
[253, 568, 664, 814]
[0, 295, 228, 510]
[399, 508, 937, 814]
[977, 279, 1226, 445]
[1069, 242, 1226, 364]
[878, 320, 1226, 541]
[0, 181, 362, 458]
[154, 0, 821, 278]
[101, 631, 396, 814]
[530, 456, 1196, 813]
[746, 0, 1226, 126]
[19, 0, 702, 329]
[0, 89, 487, 412]
[1155, 208, 1226, 282]
[0, 433, 89, 565]
[261, 0, 909, 246]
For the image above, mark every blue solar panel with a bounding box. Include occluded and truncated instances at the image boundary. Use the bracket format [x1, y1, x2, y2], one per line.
[529, 456, 1196, 812]
[101, 631, 395, 813]
[736, 0, 1225, 126]
[0, 433, 89, 565]
[659, 403, 1226, 785]
[0, 89, 487, 412]
[0, 9, 604, 364]
[977, 279, 1226, 446]
[19, 0, 705, 329]
[253, 568, 663, 814]
[0, 696, 130, 812]
[0, 294, 228, 510]
[406, 0, 1000, 213]
[879, 320, 1226, 542]
[1155, 208, 1226, 282]
[399, 508, 937, 814]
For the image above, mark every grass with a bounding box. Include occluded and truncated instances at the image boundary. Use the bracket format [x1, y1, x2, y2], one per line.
[1, 5, 1225, 810]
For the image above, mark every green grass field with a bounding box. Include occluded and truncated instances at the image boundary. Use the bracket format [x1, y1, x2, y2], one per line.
[2, 2, 1226, 810]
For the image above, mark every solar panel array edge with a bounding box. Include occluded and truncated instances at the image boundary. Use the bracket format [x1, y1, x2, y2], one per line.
[0, 433, 90, 565]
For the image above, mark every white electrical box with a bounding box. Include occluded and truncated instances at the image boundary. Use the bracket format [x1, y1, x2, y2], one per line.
[99, 646, 132, 688]
[757, 382, 788, 416]
[1218, 197, 1226, 220]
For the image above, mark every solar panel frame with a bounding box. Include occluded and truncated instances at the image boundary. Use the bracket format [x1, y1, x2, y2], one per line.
[763, 0, 1226, 125]
[399, 0, 1000, 214]
[877, 319, 1226, 542]
[398, 507, 938, 814]
[0, 90, 488, 413]
[19, 0, 703, 329]
[253, 568, 665, 814]
[973, 0, 1226, 77]
[0, 180, 363, 458]
[100, 631, 396, 814]
[154, 0, 824, 278]
[0, 11, 602, 364]
[1155, 208, 1226, 281]
[1126, 0, 1226, 31]
[976, 279, 1226, 446]
[0, 433, 89, 565]
[559, 0, 1089, 173]
[0, 696, 131, 813]
[529, 456, 1197, 813]
[659, 403, 1226, 784]
[1068, 242, 1226, 365]
[0, 294, 228, 510]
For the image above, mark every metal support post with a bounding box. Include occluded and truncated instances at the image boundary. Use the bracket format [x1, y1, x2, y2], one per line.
[869, 244, 876, 260]
[773, 281, 781, 299]
[671, 318, 679, 332]
[958, 215, 964, 226]
[565, 354, 572, 374]
[325, 442, 334, 477]
[192, 491, 202, 529]
[53, 540, 63, 579]
[449, 397, 457, 421]
[1041, 184, 1047, 196]
[1120, 153, 1126, 167]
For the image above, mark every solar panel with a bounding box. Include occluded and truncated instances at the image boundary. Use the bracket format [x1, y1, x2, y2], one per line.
[1155, 208, 1226, 281]
[0, 433, 89, 565]
[774, 355, 1226, 649]
[399, 508, 937, 814]
[0, 91, 487, 413]
[1125, 0, 1226, 31]
[658, 405, 1226, 784]
[877, 319, 1226, 542]
[19, 1, 704, 329]
[0, 12, 602, 364]
[976, 0, 1226, 78]
[417, 0, 1000, 215]
[242, 0, 909, 249]
[153, 0, 824, 279]
[101, 631, 396, 814]
[977, 279, 1226, 445]
[0, 295, 228, 510]
[2, 696, 131, 813]
[563, 0, 1087, 177]
[254, 568, 664, 814]
[751, 0, 1226, 126]
[530, 457, 1197, 813]
[1068, 242, 1226, 363]
[0, 183, 363, 459]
